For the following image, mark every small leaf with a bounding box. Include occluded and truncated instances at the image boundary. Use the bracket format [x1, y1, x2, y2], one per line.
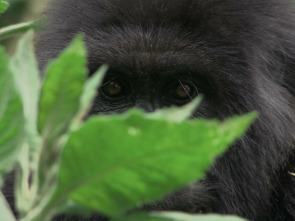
[53, 110, 256, 215]
[38, 35, 87, 141]
[151, 212, 246, 221]
[72, 65, 107, 129]
[148, 96, 202, 122]
[80, 65, 107, 114]
[10, 31, 41, 154]
[0, 46, 24, 181]
[0, 1, 8, 15]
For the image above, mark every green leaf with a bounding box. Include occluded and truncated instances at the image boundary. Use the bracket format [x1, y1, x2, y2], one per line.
[0, 1, 8, 15]
[0, 46, 24, 182]
[38, 35, 87, 141]
[80, 65, 107, 114]
[112, 212, 170, 221]
[148, 96, 202, 122]
[112, 212, 246, 221]
[0, 191, 16, 221]
[10, 31, 41, 154]
[71, 65, 107, 129]
[0, 20, 41, 41]
[54, 110, 256, 215]
[150, 212, 246, 221]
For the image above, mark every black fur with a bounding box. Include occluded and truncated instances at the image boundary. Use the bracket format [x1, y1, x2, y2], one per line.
[11, 0, 295, 220]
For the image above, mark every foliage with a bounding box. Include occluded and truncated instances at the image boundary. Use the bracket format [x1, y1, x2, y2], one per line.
[0, 0, 40, 41]
[0, 2, 253, 221]
[0, 0, 8, 14]
[0, 32, 254, 221]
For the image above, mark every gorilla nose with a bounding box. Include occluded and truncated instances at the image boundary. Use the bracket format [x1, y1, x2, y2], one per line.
[134, 99, 160, 113]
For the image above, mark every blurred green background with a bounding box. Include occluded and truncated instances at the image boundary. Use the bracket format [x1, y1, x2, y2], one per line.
[0, 0, 48, 54]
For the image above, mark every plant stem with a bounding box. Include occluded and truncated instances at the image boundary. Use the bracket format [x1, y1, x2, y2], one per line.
[0, 20, 40, 41]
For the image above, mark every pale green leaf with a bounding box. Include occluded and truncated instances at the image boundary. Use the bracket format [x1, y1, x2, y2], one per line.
[71, 65, 107, 129]
[151, 212, 246, 221]
[0, 191, 16, 221]
[0, 21, 40, 41]
[148, 96, 202, 122]
[10, 31, 41, 154]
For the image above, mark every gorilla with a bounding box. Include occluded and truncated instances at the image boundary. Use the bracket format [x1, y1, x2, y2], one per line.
[8, 0, 295, 220]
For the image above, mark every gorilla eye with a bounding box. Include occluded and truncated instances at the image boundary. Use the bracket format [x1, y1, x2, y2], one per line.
[163, 80, 198, 106]
[176, 84, 192, 99]
[101, 80, 124, 98]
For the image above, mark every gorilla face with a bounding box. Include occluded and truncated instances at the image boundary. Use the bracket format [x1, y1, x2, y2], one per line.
[90, 53, 215, 117]
[35, 0, 295, 220]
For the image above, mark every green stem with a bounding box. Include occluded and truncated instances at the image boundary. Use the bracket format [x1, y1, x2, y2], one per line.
[0, 20, 40, 41]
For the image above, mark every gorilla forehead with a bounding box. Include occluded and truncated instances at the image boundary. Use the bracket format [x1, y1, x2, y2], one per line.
[49, 0, 293, 38]
[39, 0, 294, 72]
[84, 26, 217, 75]
[53, 0, 282, 27]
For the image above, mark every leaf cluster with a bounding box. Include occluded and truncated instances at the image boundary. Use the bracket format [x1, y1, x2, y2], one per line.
[0, 2, 253, 220]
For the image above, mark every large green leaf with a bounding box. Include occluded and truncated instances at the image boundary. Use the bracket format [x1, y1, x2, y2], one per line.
[54, 110, 256, 215]
[0, 46, 24, 184]
[38, 35, 87, 141]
